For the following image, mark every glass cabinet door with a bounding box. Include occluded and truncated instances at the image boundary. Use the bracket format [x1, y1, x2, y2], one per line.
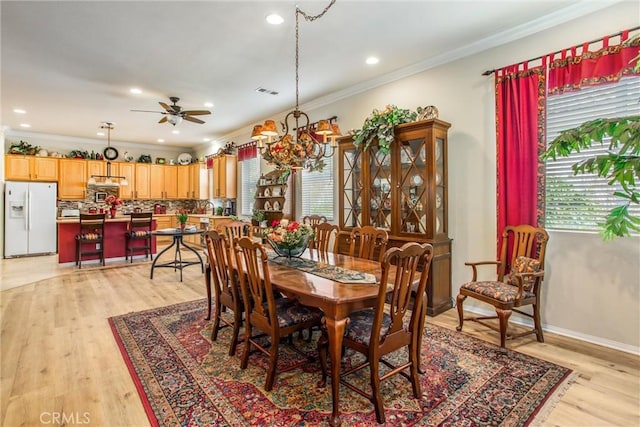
[369, 147, 393, 230]
[341, 146, 364, 228]
[398, 138, 427, 236]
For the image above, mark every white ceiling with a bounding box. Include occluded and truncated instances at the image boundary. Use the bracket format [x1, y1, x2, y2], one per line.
[1, 0, 613, 149]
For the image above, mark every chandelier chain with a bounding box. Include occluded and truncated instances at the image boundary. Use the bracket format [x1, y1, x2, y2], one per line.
[294, 0, 336, 109]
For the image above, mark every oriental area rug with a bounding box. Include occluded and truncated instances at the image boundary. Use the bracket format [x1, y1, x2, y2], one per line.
[109, 299, 574, 426]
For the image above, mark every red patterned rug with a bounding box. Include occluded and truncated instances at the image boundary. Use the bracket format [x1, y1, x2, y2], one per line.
[109, 299, 574, 426]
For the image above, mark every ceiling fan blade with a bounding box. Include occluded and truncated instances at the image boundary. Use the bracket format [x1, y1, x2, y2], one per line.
[183, 115, 205, 124]
[159, 102, 173, 112]
[158, 116, 168, 124]
[182, 110, 211, 116]
[131, 109, 164, 113]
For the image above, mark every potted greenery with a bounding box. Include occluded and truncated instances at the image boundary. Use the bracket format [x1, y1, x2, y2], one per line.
[251, 210, 266, 227]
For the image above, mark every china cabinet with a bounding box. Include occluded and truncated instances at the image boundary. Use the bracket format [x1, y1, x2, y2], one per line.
[338, 119, 452, 315]
[254, 169, 293, 224]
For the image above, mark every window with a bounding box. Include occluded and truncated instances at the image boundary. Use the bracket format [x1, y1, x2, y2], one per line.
[545, 76, 640, 232]
[240, 157, 260, 216]
[301, 155, 334, 221]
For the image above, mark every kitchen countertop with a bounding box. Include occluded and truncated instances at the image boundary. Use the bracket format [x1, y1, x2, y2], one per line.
[57, 214, 233, 223]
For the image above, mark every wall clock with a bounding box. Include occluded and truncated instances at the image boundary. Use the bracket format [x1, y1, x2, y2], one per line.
[103, 147, 119, 160]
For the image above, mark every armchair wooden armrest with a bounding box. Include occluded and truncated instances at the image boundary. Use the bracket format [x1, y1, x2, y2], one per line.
[464, 260, 501, 281]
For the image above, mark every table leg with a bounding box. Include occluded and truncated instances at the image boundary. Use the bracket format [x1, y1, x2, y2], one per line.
[180, 239, 205, 272]
[325, 316, 348, 427]
[175, 237, 183, 281]
[150, 237, 177, 279]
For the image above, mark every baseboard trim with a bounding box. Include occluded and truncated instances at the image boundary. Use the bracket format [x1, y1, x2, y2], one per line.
[463, 306, 640, 356]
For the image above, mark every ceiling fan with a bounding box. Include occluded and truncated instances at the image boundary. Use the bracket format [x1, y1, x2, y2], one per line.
[131, 96, 211, 125]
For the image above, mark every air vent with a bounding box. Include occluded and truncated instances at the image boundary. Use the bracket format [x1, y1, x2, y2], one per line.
[255, 87, 279, 96]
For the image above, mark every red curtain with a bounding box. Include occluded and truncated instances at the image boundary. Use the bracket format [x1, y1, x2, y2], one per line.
[237, 142, 257, 161]
[548, 31, 640, 94]
[495, 63, 546, 254]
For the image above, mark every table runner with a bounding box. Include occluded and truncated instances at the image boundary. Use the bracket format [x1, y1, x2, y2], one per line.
[269, 255, 378, 284]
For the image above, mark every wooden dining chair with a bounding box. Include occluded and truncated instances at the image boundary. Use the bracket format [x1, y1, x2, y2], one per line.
[457, 224, 549, 348]
[75, 213, 106, 268]
[204, 230, 244, 356]
[302, 215, 327, 227]
[234, 237, 323, 391]
[317, 242, 434, 424]
[348, 225, 389, 262]
[220, 220, 253, 242]
[310, 222, 339, 256]
[125, 212, 153, 263]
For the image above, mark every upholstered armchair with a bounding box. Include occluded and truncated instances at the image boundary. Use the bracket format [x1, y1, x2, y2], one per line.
[456, 224, 549, 348]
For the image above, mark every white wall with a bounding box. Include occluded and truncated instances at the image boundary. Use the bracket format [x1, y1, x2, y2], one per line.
[246, 3, 640, 352]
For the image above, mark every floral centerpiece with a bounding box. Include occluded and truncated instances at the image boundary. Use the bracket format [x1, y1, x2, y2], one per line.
[104, 195, 122, 218]
[176, 208, 189, 230]
[351, 104, 417, 154]
[264, 219, 314, 258]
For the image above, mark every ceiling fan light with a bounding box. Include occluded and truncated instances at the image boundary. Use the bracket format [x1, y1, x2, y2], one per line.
[167, 115, 182, 126]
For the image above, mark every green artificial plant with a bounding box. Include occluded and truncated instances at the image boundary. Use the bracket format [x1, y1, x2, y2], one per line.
[352, 105, 417, 154]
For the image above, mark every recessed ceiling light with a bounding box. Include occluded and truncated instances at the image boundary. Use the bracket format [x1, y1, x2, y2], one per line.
[366, 57, 379, 65]
[172, 130, 180, 135]
[97, 132, 105, 136]
[266, 13, 284, 25]
[13, 108, 26, 114]
[204, 102, 214, 108]
[130, 87, 142, 94]
[157, 139, 165, 143]
[203, 137, 210, 142]
[20, 123, 31, 128]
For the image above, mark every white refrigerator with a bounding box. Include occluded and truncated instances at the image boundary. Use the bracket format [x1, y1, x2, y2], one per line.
[4, 181, 58, 257]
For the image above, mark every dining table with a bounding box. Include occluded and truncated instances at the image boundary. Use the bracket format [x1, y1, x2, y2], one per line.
[253, 249, 385, 426]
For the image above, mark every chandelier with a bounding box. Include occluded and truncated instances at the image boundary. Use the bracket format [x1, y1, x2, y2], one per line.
[251, 0, 340, 173]
[87, 122, 128, 187]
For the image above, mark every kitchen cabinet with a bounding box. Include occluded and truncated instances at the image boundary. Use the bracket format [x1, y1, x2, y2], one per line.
[86, 160, 106, 179]
[150, 164, 178, 199]
[117, 162, 135, 199]
[154, 215, 174, 245]
[338, 119, 452, 316]
[5, 154, 58, 181]
[189, 163, 209, 199]
[134, 163, 151, 199]
[212, 155, 237, 198]
[177, 165, 191, 199]
[58, 158, 87, 199]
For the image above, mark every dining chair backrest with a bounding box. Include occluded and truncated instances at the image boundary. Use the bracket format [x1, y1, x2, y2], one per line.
[312, 222, 339, 256]
[234, 237, 276, 329]
[205, 230, 239, 303]
[302, 215, 327, 227]
[221, 221, 253, 241]
[349, 225, 389, 262]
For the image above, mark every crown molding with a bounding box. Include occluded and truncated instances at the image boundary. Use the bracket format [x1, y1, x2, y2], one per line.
[302, 0, 623, 112]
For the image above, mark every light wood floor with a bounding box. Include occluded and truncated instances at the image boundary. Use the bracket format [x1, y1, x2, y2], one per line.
[1, 254, 638, 426]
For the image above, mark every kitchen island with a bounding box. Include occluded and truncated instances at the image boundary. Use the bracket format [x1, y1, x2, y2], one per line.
[57, 216, 158, 264]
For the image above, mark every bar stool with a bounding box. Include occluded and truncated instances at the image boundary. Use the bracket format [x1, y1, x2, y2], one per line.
[125, 212, 153, 263]
[75, 213, 106, 268]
